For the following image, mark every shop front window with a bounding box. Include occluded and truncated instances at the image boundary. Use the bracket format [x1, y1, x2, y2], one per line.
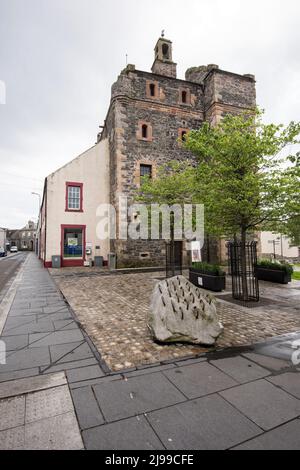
[63, 228, 83, 258]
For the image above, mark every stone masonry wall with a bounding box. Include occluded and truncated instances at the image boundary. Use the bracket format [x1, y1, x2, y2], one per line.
[102, 61, 256, 267]
[106, 68, 204, 265]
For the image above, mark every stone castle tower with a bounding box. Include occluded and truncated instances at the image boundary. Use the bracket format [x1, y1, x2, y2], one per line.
[99, 37, 256, 267]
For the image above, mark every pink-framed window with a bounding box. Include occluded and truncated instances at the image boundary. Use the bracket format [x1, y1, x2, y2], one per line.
[65, 182, 83, 212]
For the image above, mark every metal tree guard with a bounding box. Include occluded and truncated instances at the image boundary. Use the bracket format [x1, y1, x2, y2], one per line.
[227, 241, 259, 302]
[166, 240, 182, 278]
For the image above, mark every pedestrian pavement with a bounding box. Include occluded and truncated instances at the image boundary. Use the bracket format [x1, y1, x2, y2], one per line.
[0, 253, 300, 449]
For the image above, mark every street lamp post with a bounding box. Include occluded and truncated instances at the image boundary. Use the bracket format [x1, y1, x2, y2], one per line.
[268, 239, 280, 260]
[31, 192, 41, 209]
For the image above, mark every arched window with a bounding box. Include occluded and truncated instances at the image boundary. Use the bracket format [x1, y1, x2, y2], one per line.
[142, 124, 148, 139]
[181, 130, 188, 142]
[162, 43, 169, 59]
[138, 121, 152, 141]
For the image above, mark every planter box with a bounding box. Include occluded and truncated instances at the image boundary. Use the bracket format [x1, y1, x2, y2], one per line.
[189, 269, 226, 292]
[255, 266, 291, 284]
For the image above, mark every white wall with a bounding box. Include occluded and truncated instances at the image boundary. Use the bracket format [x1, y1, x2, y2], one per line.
[45, 139, 110, 264]
[260, 231, 299, 259]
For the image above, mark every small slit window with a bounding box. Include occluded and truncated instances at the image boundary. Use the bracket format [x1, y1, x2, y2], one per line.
[149, 83, 156, 97]
[142, 125, 148, 139]
[182, 91, 187, 104]
[181, 130, 187, 142]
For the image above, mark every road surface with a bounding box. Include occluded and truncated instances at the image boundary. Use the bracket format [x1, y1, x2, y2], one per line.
[0, 252, 27, 300]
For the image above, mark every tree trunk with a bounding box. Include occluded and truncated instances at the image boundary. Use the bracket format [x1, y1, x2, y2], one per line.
[240, 228, 249, 301]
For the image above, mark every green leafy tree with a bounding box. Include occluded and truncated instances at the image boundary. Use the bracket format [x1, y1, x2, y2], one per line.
[285, 217, 300, 246]
[185, 109, 300, 299]
[137, 161, 197, 276]
[277, 155, 300, 246]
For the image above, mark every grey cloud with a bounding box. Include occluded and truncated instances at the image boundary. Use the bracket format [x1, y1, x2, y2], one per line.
[0, 0, 299, 227]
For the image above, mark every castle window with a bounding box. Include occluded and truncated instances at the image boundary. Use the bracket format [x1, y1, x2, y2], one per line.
[149, 83, 156, 97]
[162, 43, 169, 59]
[178, 128, 189, 145]
[140, 164, 152, 179]
[138, 121, 153, 141]
[142, 125, 148, 139]
[146, 80, 159, 99]
[179, 88, 191, 105]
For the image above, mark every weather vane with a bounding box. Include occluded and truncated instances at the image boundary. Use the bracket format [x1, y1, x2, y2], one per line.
[161, 29, 165, 38]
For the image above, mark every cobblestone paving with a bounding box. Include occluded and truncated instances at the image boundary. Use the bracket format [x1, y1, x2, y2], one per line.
[53, 272, 300, 371]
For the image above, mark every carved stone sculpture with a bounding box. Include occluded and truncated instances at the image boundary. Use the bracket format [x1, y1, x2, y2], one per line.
[149, 275, 223, 345]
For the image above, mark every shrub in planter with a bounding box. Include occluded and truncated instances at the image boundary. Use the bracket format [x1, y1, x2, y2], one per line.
[255, 259, 293, 284]
[189, 262, 226, 292]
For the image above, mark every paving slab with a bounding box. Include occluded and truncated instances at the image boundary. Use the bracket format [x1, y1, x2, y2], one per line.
[9, 308, 43, 317]
[41, 358, 98, 375]
[25, 385, 73, 423]
[49, 341, 93, 364]
[0, 346, 51, 372]
[163, 362, 237, 399]
[71, 386, 104, 430]
[148, 394, 261, 450]
[53, 319, 78, 330]
[233, 419, 300, 450]
[93, 372, 186, 422]
[175, 357, 207, 367]
[0, 372, 66, 399]
[69, 374, 122, 390]
[28, 329, 84, 347]
[210, 356, 270, 384]
[0, 426, 25, 450]
[3, 319, 55, 336]
[241, 352, 291, 371]
[82, 415, 164, 450]
[0, 368, 39, 384]
[0, 334, 29, 351]
[24, 412, 84, 450]
[124, 363, 176, 378]
[0, 395, 25, 431]
[66, 365, 104, 383]
[267, 372, 300, 399]
[220, 379, 300, 430]
[3, 315, 37, 330]
[29, 301, 47, 308]
[37, 311, 73, 322]
[42, 305, 69, 315]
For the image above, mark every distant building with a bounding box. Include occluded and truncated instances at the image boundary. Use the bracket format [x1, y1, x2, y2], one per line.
[260, 231, 300, 260]
[7, 220, 37, 251]
[0, 228, 7, 250]
[38, 36, 256, 268]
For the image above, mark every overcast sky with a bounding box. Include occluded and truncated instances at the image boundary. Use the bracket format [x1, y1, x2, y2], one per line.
[0, 0, 299, 228]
